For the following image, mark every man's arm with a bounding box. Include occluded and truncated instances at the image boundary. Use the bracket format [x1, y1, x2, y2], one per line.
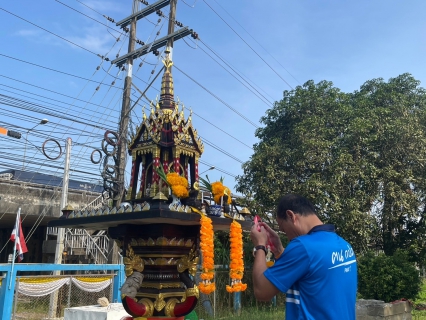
[252, 249, 280, 301]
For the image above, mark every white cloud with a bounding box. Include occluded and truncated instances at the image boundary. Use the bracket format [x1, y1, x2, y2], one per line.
[67, 26, 117, 55]
[15, 29, 40, 37]
[80, 0, 125, 14]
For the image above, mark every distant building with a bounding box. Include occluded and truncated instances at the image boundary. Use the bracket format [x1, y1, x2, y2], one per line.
[0, 169, 105, 263]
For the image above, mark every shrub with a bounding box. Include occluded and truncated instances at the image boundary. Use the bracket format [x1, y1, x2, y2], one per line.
[358, 249, 421, 302]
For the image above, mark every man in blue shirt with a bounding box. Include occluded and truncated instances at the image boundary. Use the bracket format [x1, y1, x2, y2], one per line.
[251, 194, 357, 320]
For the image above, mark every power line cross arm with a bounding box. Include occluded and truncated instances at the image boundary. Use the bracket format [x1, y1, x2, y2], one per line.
[116, 0, 171, 28]
[112, 27, 191, 67]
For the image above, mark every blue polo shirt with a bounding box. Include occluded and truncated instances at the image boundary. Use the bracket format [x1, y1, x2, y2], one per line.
[263, 225, 357, 320]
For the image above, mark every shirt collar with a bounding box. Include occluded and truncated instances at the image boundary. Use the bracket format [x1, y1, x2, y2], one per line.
[308, 224, 335, 234]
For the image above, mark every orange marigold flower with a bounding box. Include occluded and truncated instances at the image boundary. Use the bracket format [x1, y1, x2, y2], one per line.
[171, 185, 189, 198]
[227, 220, 247, 292]
[199, 215, 215, 294]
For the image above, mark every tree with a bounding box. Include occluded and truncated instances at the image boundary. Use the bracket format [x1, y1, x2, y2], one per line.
[236, 74, 426, 261]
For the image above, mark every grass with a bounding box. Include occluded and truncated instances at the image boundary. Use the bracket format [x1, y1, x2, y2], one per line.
[196, 307, 284, 320]
[412, 280, 426, 319]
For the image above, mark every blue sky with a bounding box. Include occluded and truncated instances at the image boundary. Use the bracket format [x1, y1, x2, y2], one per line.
[1, 0, 426, 194]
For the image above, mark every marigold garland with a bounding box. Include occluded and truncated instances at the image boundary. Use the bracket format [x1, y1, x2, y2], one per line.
[166, 172, 189, 198]
[211, 182, 232, 205]
[199, 215, 216, 294]
[226, 220, 247, 293]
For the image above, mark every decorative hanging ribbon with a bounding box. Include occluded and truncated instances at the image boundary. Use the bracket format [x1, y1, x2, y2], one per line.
[18, 277, 70, 297]
[17, 276, 113, 297]
[72, 277, 112, 292]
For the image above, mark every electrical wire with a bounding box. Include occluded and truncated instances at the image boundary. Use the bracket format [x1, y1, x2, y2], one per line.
[0, 7, 100, 57]
[173, 64, 259, 128]
[201, 0, 294, 89]
[209, 0, 300, 85]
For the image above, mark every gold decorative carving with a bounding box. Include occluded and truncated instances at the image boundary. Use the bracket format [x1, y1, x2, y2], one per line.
[140, 282, 182, 289]
[141, 254, 185, 258]
[186, 285, 200, 299]
[152, 191, 168, 200]
[165, 298, 179, 317]
[138, 298, 154, 317]
[137, 292, 185, 299]
[155, 258, 169, 266]
[177, 248, 199, 276]
[156, 237, 168, 246]
[169, 237, 177, 246]
[150, 181, 159, 197]
[172, 146, 180, 158]
[177, 238, 185, 246]
[136, 292, 185, 317]
[137, 239, 146, 246]
[185, 239, 193, 247]
[147, 238, 155, 246]
[152, 147, 161, 158]
[154, 293, 166, 312]
[123, 244, 144, 277]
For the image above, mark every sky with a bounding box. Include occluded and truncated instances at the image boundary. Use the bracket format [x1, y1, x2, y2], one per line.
[1, 0, 426, 196]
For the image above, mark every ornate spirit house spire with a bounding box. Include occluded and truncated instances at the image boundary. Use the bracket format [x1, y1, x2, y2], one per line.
[158, 50, 175, 111]
[126, 54, 204, 201]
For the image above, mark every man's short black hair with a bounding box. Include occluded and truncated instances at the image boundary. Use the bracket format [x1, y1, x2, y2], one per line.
[276, 194, 317, 220]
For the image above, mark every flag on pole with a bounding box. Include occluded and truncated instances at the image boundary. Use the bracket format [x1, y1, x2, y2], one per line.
[10, 209, 28, 262]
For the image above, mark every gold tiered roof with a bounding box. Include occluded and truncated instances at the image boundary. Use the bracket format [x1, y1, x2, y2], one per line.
[128, 56, 204, 154]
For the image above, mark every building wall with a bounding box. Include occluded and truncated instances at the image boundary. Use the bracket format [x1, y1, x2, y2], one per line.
[0, 179, 102, 217]
[0, 179, 103, 263]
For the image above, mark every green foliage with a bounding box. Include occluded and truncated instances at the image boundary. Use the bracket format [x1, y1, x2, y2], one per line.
[236, 74, 426, 262]
[358, 250, 421, 302]
[214, 231, 230, 265]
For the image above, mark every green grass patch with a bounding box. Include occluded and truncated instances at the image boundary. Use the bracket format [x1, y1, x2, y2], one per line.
[196, 307, 284, 320]
[412, 279, 426, 319]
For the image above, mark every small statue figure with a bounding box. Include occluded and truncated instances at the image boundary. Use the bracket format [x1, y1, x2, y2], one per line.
[120, 271, 144, 298]
[145, 184, 151, 197]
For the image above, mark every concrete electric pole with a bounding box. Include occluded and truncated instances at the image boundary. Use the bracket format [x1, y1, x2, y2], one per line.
[114, 0, 138, 208]
[112, 0, 192, 207]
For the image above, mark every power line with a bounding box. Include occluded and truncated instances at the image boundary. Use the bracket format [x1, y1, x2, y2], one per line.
[173, 64, 259, 128]
[55, 0, 122, 36]
[0, 74, 122, 115]
[198, 39, 274, 106]
[209, 0, 301, 85]
[201, 0, 294, 89]
[0, 7, 100, 57]
[0, 53, 122, 90]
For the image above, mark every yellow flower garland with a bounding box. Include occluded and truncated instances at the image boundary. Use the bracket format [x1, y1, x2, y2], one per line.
[226, 220, 247, 293]
[199, 215, 216, 294]
[211, 182, 232, 205]
[166, 172, 189, 198]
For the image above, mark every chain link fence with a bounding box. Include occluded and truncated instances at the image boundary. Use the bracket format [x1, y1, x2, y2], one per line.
[12, 274, 114, 320]
[195, 269, 285, 319]
[9, 269, 283, 320]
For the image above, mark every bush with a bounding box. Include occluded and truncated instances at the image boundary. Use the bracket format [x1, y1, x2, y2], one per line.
[358, 250, 421, 302]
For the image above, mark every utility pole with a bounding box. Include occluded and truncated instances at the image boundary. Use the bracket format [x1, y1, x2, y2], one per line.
[167, 0, 177, 52]
[112, 0, 192, 206]
[114, 0, 139, 207]
[48, 137, 71, 318]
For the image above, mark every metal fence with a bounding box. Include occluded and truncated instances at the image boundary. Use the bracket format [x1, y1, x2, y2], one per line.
[0, 264, 123, 320]
[12, 274, 114, 320]
[195, 269, 285, 319]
